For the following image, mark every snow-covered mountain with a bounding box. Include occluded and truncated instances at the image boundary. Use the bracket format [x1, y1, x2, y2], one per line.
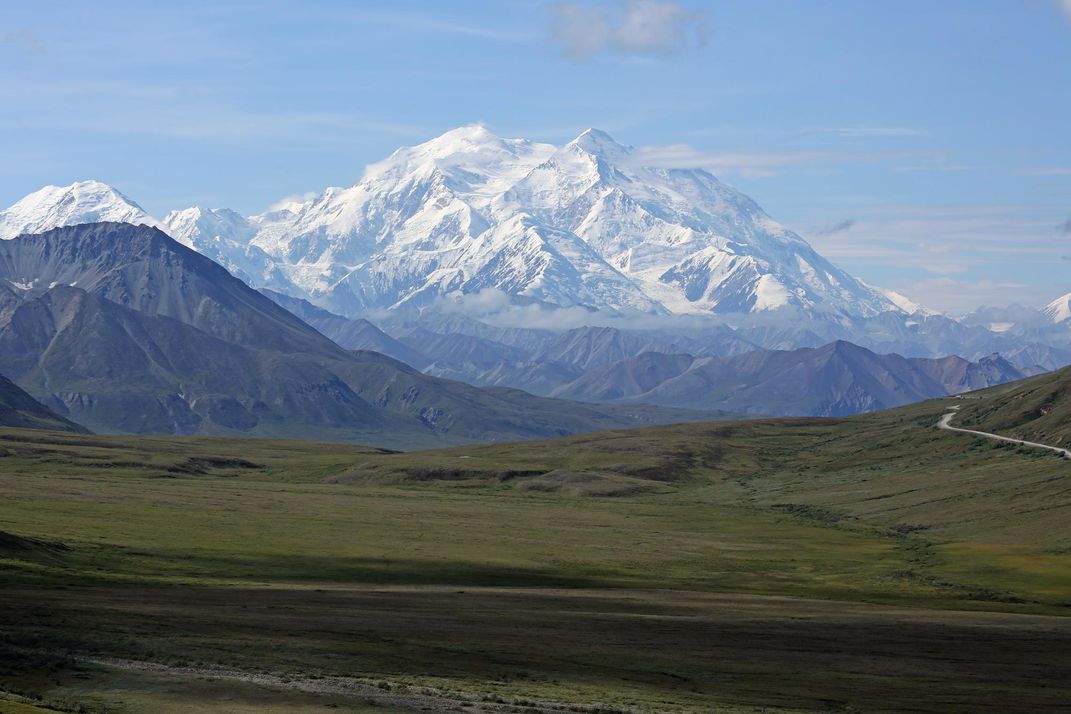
[1043, 292, 1071, 324]
[7, 152, 1071, 377]
[1, 130, 911, 324]
[161, 206, 294, 291]
[29, 126, 1071, 356]
[0, 180, 159, 239]
[158, 125, 907, 322]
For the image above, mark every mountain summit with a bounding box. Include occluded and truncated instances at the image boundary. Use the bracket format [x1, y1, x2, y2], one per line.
[2, 128, 912, 324]
[172, 126, 907, 321]
[0, 180, 159, 240]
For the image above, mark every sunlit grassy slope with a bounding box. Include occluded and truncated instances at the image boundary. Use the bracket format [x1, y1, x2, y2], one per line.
[957, 362, 1071, 447]
[1, 392, 1069, 712]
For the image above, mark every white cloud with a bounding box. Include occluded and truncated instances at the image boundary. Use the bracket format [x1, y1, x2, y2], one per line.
[629, 143, 940, 177]
[631, 144, 844, 177]
[551, 1, 705, 60]
[348, 11, 531, 42]
[0, 105, 429, 143]
[393, 288, 609, 330]
[615, 0, 700, 53]
[552, 4, 612, 58]
[1061, 0, 1071, 24]
[267, 192, 318, 212]
[893, 278, 1033, 315]
[413, 288, 713, 330]
[802, 205, 1069, 284]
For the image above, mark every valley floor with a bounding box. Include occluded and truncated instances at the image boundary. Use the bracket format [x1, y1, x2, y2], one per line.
[1, 398, 1069, 712]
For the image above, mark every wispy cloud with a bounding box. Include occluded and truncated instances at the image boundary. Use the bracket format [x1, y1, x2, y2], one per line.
[684, 125, 932, 142]
[347, 10, 532, 42]
[1, 28, 43, 52]
[892, 162, 971, 173]
[1059, 216, 1071, 235]
[1016, 167, 1071, 176]
[630, 143, 940, 177]
[551, 1, 706, 60]
[894, 278, 1032, 314]
[806, 205, 1069, 280]
[0, 21, 250, 72]
[0, 106, 429, 143]
[631, 145, 840, 177]
[816, 219, 855, 236]
[834, 127, 928, 138]
[1060, 0, 1071, 24]
[411, 287, 760, 331]
[267, 192, 319, 212]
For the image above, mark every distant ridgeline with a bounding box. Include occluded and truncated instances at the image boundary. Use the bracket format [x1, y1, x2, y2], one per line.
[0, 128, 1069, 440]
[1, 129, 1069, 368]
[0, 223, 715, 446]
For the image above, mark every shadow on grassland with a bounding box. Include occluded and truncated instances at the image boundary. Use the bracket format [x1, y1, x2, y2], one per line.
[4, 580, 1071, 714]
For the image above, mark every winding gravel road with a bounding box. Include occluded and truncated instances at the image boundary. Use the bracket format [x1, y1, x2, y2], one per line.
[937, 406, 1071, 459]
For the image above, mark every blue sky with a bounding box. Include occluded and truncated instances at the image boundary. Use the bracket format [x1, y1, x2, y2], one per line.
[1, 0, 1069, 313]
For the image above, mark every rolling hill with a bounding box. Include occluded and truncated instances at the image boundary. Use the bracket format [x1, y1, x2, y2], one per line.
[0, 373, 1068, 712]
[957, 362, 1071, 446]
[0, 373, 86, 432]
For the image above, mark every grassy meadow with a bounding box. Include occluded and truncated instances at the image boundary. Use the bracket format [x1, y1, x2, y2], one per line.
[1, 396, 1070, 712]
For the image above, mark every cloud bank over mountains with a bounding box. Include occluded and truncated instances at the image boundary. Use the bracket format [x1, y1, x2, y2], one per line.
[551, 1, 706, 59]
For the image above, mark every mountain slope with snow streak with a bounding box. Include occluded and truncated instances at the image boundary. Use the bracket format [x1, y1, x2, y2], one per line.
[166, 125, 909, 321]
[0, 127, 920, 326]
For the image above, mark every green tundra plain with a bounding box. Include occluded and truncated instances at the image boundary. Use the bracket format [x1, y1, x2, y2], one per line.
[2, 392, 1070, 713]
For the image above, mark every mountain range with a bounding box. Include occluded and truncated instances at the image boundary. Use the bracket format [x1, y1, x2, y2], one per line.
[0, 223, 721, 447]
[0, 127, 913, 324]
[1, 126, 1069, 437]
[549, 342, 1026, 415]
[3, 127, 1069, 373]
[252, 287, 1030, 414]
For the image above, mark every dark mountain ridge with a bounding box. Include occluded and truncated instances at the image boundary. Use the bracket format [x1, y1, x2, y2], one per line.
[260, 288, 432, 369]
[551, 340, 1027, 416]
[0, 223, 719, 447]
[0, 372, 87, 432]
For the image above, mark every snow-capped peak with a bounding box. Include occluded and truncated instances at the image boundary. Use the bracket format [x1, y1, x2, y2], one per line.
[163, 206, 252, 248]
[0, 180, 160, 240]
[360, 125, 557, 205]
[0, 127, 913, 326]
[870, 285, 941, 317]
[567, 128, 632, 161]
[376, 124, 547, 171]
[420, 123, 500, 149]
[1042, 291, 1071, 324]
